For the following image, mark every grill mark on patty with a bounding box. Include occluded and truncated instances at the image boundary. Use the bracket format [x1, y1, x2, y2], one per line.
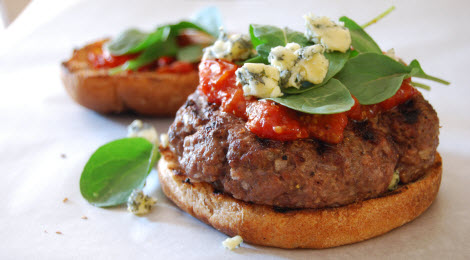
[315, 140, 332, 155]
[353, 121, 376, 142]
[256, 136, 273, 147]
[399, 99, 420, 124]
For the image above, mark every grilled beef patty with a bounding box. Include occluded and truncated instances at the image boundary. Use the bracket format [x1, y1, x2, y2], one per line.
[167, 91, 439, 209]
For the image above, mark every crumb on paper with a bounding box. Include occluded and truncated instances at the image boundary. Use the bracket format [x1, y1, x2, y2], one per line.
[127, 120, 159, 145]
[81, 216, 88, 220]
[44, 230, 48, 233]
[56, 231, 62, 235]
[62, 198, 68, 203]
[61, 153, 67, 159]
[127, 189, 157, 216]
[222, 235, 243, 250]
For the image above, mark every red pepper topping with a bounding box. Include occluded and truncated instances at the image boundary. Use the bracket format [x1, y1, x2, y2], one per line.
[198, 59, 418, 144]
[247, 100, 308, 141]
[88, 45, 138, 69]
[378, 78, 417, 110]
[87, 41, 195, 73]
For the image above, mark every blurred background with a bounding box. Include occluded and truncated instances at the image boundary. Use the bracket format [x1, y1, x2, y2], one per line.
[0, 0, 31, 30]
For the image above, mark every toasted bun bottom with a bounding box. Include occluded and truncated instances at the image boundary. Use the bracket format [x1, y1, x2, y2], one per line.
[158, 152, 442, 249]
[61, 41, 199, 116]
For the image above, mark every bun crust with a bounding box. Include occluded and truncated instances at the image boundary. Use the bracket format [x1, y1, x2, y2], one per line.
[61, 40, 199, 116]
[158, 151, 442, 249]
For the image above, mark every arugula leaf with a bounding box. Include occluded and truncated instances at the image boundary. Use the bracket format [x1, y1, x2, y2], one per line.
[335, 52, 411, 104]
[283, 50, 351, 94]
[177, 44, 203, 62]
[268, 79, 354, 114]
[249, 24, 310, 63]
[106, 29, 149, 56]
[408, 59, 450, 85]
[191, 6, 223, 37]
[339, 16, 381, 54]
[80, 137, 158, 207]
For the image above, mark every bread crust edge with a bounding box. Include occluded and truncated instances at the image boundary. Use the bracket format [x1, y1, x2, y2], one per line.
[60, 41, 199, 116]
[157, 151, 442, 249]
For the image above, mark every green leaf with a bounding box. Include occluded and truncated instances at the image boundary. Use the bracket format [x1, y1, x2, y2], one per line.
[177, 44, 203, 62]
[169, 21, 207, 35]
[123, 22, 203, 55]
[268, 79, 354, 114]
[109, 21, 213, 73]
[243, 55, 269, 64]
[408, 59, 450, 85]
[283, 50, 351, 94]
[349, 49, 359, 58]
[110, 36, 179, 73]
[80, 137, 157, 207]
[107, 26, 171, 56]
[249, 24, 310, 61]
[106, 29, 149, 56]
[335, 52, 411, 104]
[339, 16, 381, 54]
[191, 6, 223, 37]
[124, 26, 171, 54]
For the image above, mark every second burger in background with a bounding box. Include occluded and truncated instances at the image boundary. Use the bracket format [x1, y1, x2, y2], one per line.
[61, 7, 222, 116]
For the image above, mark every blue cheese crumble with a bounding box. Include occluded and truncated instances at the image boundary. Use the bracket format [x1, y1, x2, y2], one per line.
[304, 13, 351, 53]
[292, 44, 329, 86]
[268, 43, 329, 88]
[269, 43, 301, 71]
[235, 63, 282, 98]
[203, 30, 253, 61]
[127, 189, 157, 215]
[222, 235, 243, 250]
[127, 120, 158, 145]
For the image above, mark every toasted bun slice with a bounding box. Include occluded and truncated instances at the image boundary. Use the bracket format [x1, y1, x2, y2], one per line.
[158, 151, 442, 249]
[61, 40, 199, 116]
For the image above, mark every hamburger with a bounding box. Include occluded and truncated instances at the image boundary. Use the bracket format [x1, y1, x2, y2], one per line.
[158, 10, 446, 248]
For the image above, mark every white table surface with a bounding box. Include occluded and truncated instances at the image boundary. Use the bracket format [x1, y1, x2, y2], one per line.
[1, 0, 469, 259]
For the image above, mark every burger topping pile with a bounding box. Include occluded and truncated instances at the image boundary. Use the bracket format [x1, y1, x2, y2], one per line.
[87, 7, 222, 74]
[199, 7, 448, 143]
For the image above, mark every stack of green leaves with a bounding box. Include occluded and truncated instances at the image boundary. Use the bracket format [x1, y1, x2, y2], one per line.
[106, 6, 223, 74]
[242, 7, 449, 114]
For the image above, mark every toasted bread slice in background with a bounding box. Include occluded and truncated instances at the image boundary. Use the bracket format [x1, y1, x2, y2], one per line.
[61, 40, 199, 116]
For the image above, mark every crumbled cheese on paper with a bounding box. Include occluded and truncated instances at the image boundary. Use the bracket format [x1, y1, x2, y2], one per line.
[127, 120, 159, 145]
[127, 189, 157, 216]
[222, 235, 243, 250]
